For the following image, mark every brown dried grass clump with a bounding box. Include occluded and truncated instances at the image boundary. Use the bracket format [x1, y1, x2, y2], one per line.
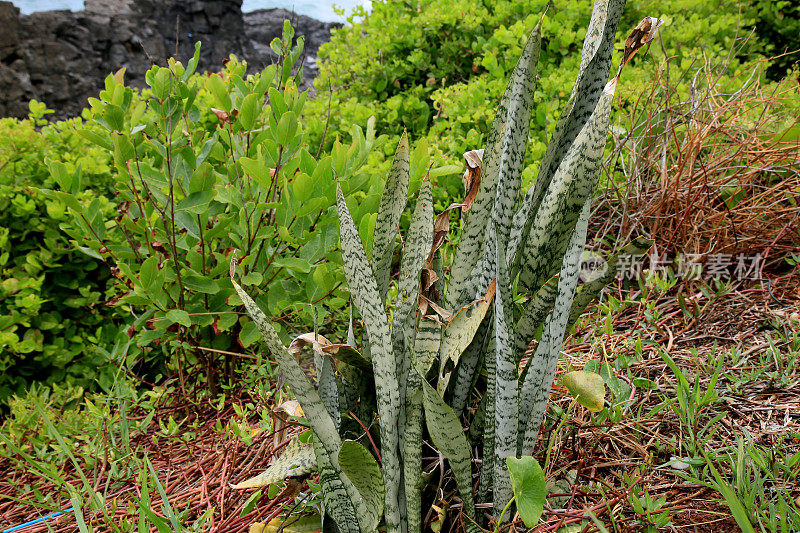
[599, 56, 800, 268]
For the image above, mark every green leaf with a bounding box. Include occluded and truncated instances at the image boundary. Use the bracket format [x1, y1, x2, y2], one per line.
[506, 456, 546, 528]
[238, 93, 261, 130]
[371, 131, 410, 301]
[272, 257, 312, 274]
[205, 74, 231, 112]
[239, 320, 261, 348]
[562, 371, 606, 412]
[177, 191, 214, 214]
[166, 309, 191, 327]
[337, 441, 384, 533]
[231, 436, 316, 489]
[420, 375, 479, 530]
[335, 185, 402, 531]
[139, 256, 159, 291]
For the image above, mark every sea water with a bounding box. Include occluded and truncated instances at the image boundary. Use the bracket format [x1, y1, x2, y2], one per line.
[9, 0, 372, 22]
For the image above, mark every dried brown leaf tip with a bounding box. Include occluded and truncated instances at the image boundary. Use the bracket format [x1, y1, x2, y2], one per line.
[620, 17, 663, 72]
[461, 148, 484, 213]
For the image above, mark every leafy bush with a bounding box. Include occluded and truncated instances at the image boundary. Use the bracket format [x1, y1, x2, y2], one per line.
[43, 25, 420, 391]
[231, 2, 652, 530]
[0, 102, 118, 403]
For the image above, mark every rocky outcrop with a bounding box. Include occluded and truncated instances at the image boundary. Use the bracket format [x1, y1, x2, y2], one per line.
[0, 0, 340, 120]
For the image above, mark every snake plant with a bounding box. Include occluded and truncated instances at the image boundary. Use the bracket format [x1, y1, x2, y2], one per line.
[231, 1, 659, 530]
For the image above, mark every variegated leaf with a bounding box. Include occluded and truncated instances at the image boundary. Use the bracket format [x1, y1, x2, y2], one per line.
[412, 316, 442, 376]
[403, 370, 425, 533]
[312, 437, 363, 533]
[446, 23, 542, 310]
[513, 274, 559, 365]
[420, 374, 481, 532]
[338, 441, 385, 533]
[231, 436, 317, 489]
[448, 314, 491, 416]
[518, 197, 592, 456]
[492, 225, 518, 516]
[438, 280, 497, 393]
[507, 0, 626, 272]
[336, 185, 402, 532]
[516, 87, 615, 295]
[372, 131, 411, 301]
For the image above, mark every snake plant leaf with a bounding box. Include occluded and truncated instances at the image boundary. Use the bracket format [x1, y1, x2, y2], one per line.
[438, 279, 496, 393]
[492, 225, 519, 516]
[249, 515, 323, 533]
[517, 86, 615, 295]
[232, 281, 365, 532]
[312, 438, 363, 533]
[448, 313, 491, 416]
[478, 335, 497, 503]
[562, 371, 606, 412]
[412, 316, 442, 376]
[446, 22, 542, 310]
[513, 274, 559, 365]
[336, 185, 402, 532]
[394, 178, 434, 393]
[567, 236, 652, 328]
[372, 131, 411, 301]
[518, 197, 592, 456]
[402, 370, 425, 533]
[231, 280, 342, 458]
[420, 375, 480, 532]
[508, 0, 626, 272]
[506, 456, 546, 528]
[231, 436, 317, 489]
[337, 440, 385, 533]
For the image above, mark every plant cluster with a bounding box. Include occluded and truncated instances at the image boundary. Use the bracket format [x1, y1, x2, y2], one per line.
[230, 2, 655, 530]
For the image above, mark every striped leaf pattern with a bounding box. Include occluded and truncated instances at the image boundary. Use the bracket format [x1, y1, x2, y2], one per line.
[403, 370, 425, 533]
[420, 375, 480, 532]
[372, 131, 411, 301]
[517, 88, 615, 295]
[518, 197, 592, 456]
[335, 185, 402, 532]
[338, 440, 385, 533]
[448, 314, 491, 416]
[513, 274, 559, 364]
[313, 437, 363, 533]
[230, 435, 317, 489]
[446, 24, 541, 309]
[507, 0, 627, 272]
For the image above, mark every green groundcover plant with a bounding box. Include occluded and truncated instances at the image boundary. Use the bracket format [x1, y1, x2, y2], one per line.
[0, 102, 118, 403]
[231, 1, 654, 530]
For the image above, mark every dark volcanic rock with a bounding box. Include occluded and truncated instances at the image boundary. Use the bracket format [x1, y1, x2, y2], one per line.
[0, 0, 340, 120]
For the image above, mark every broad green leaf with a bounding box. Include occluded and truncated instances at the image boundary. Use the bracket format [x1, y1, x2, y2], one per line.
[338, 441, 384, 533]
[177, 191, 214, 214]
[239, 93, 261, 130]
[205, 74, 231, 112]
[371, 131, 410, 302]
[562, 370, 606, 412]
[506, 456, 546, 528]
[165, 309, 191, 327]
[420, 376, 480, 532]
[231, 436, 317, 489]
[335, 185, 402, 532]
[139, 256, 159, 291]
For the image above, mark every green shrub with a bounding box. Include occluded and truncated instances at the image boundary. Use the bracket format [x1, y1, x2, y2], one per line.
[0, 102, 118, 403]
[43, 26, 428, 390]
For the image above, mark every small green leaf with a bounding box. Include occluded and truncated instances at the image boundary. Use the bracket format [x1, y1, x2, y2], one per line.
[506, 456, 546, 528]
[166, 309, 191, 327]
[205, 74, 231, 112]
[562, 370, 605, 412]
[239, 93, 261, 130]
